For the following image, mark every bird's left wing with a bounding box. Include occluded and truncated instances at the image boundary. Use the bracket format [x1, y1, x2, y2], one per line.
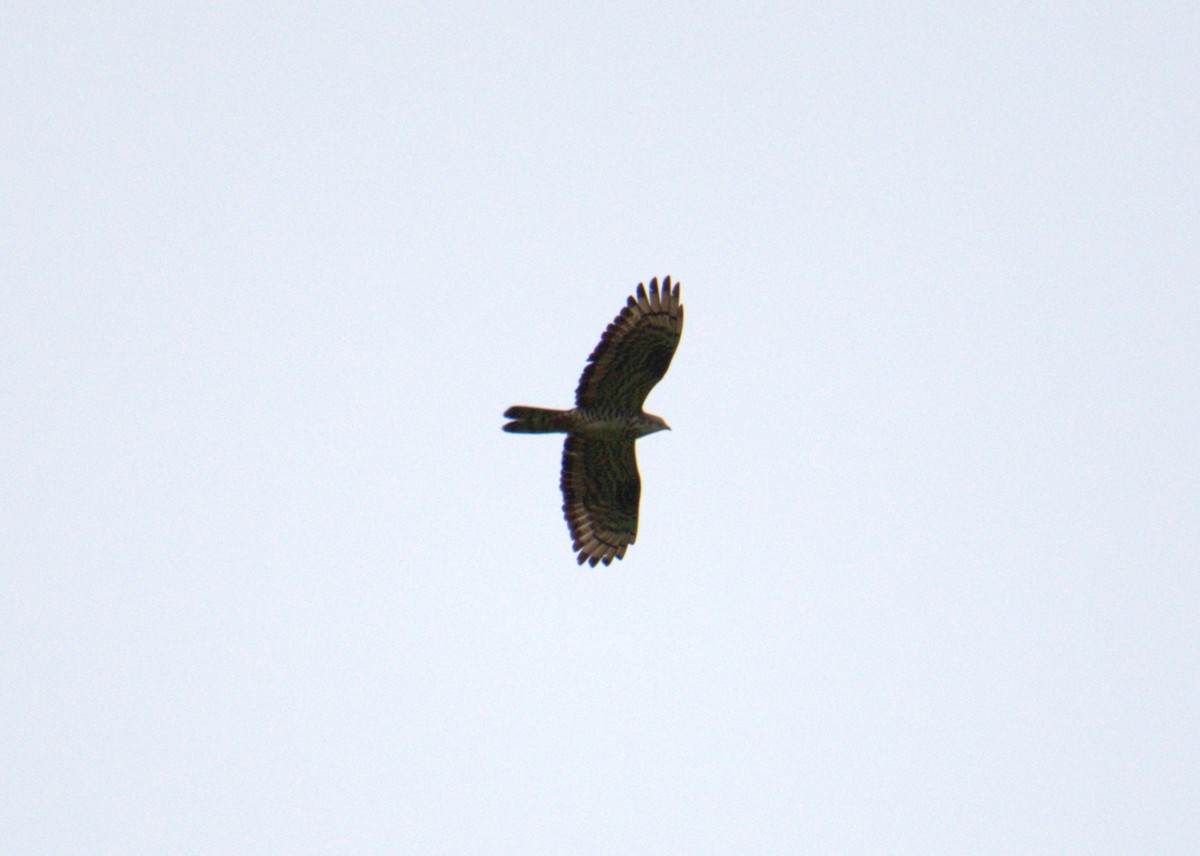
[560, 435, 641, 566]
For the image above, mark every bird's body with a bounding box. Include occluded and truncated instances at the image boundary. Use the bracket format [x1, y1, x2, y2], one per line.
[504, 277, 683, 566]
[504, 406, 667, 439]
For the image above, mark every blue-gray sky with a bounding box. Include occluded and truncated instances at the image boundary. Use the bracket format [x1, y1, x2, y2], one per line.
[3, 4, 1197, 852]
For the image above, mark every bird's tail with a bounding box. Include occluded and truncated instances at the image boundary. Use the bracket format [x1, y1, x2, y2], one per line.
[503, 406, 570, 433]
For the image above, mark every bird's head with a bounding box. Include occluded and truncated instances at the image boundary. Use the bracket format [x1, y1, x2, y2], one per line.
[640, 413, 671, 437]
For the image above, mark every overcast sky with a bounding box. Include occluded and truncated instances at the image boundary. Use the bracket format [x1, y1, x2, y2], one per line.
[3, 4, 1197, 853]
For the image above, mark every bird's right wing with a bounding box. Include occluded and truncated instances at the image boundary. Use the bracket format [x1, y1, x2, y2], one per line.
[574, 277, 683, 411]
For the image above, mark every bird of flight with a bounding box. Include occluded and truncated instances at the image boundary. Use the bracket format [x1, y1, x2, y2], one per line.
[504, 277, 684, 566]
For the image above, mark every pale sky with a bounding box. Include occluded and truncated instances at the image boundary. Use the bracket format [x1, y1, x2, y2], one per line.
[3, 4, 1197, 853]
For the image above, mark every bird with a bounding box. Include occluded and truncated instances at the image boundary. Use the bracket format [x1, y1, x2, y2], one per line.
[504, 276, 684, 566]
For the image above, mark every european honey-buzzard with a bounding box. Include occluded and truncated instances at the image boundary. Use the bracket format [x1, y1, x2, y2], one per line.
[503, 277, 684, 566]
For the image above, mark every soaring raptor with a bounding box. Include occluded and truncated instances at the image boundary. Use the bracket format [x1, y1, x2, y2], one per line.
[504, 277, 684, 566]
